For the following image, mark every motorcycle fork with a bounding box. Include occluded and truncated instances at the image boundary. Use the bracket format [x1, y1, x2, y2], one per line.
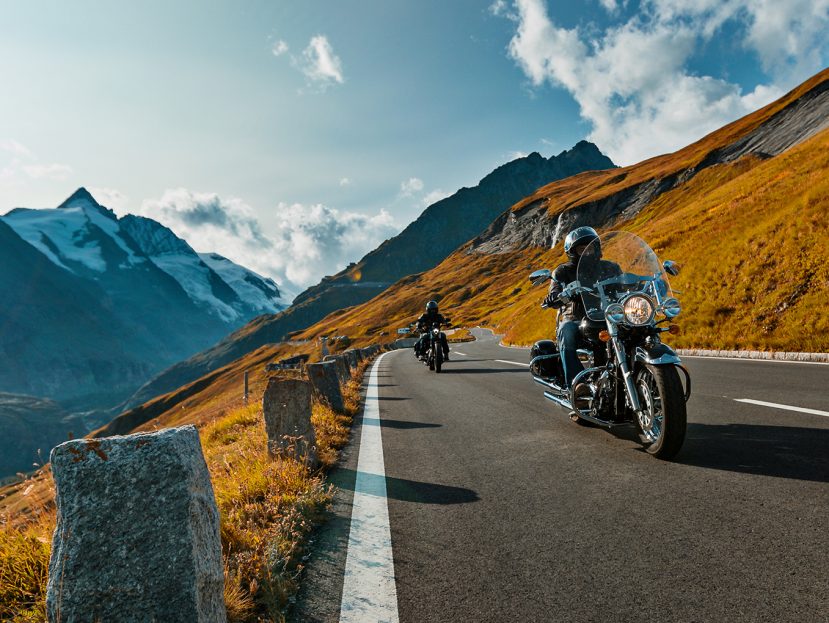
[609, 329, 642, 413]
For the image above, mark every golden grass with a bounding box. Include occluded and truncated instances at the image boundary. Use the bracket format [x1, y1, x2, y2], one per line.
[0, 354, 375, 622]
[293, 127, 829, 353]
[446, 327, 475, 343]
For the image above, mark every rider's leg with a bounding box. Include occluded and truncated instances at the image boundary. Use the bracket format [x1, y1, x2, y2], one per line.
[556, 320, 583, 388]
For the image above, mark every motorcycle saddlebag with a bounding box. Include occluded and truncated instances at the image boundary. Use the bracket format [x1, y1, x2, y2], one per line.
[530, 339, 562, 378]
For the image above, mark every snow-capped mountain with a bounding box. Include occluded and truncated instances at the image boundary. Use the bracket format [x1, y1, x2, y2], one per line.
[199, 252, 288, 315]
[4, 188, 147, 277]
[0, 188, 289, 410]
[121, 216, 288, 322]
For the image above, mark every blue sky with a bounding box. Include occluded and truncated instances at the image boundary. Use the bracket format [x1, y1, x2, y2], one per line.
[2, 0, 827, 291]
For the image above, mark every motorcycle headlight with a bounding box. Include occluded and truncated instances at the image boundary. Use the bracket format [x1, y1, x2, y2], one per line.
[623, 295, 655, 326]
[605, 303, 625, 324]
[661, 297, 681, 318]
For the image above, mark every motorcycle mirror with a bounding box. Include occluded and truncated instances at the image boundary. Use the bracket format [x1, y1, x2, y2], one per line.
[529, 269, 551, 285]
[663, 260, 680, 276]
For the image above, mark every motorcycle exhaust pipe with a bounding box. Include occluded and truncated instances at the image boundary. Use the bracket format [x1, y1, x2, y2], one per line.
[543, 391, 573, 411]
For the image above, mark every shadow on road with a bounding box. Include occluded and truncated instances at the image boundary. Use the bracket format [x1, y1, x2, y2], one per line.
[337, 468, 480, 505]
[678, 423, 829, 483]
[377, 396, 410, 401]
[439, 367, 526, 374]
[362, 417, 442, 430]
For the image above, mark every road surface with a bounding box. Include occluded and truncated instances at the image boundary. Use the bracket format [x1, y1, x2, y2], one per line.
[294, 329, 829, 623]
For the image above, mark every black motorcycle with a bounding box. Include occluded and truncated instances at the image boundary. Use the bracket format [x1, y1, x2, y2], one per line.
[415, 319, 450, 373]
[528, 231, 691, 459]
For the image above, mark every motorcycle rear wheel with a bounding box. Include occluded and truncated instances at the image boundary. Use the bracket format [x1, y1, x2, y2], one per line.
[634, 364, 686, 459]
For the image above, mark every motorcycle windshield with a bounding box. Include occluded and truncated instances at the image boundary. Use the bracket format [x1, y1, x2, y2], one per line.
[576, 231, 673, 322]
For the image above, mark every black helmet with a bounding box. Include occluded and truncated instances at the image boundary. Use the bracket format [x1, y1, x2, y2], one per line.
[564, 226, 599, 259]
[426, 300, 439, 312]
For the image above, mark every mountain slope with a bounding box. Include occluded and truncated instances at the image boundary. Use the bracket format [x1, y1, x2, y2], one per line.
[292, 69, 829, 353]
[0, 219, 154, 406]
[124, 143, 615, 406]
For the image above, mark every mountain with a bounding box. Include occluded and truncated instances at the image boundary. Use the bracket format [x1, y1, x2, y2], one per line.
[291, 67, 829, 353]
[120, 215, 287, 322]
[0, 393, 73, 479]
[0, 218, 154, 407]
[0, 189, 287, 410]
[123, 142, 615, 406]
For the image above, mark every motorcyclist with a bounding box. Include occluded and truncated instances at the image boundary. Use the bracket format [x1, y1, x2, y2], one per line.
[542, 226, 621, 388]
[414, 300, 451, 361]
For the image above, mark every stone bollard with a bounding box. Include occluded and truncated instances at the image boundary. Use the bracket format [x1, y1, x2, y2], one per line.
[343, 350, 359, 370]
[323, 354, 350, 382]
[306, 361, 346, 413]
[262, 378, 318, 467]
[46, 425, 226, 623]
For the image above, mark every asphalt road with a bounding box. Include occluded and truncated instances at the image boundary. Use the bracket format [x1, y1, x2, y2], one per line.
[294, 329, 829, 623]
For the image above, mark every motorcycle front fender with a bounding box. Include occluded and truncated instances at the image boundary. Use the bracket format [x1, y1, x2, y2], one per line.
[634, 343, 682, 366]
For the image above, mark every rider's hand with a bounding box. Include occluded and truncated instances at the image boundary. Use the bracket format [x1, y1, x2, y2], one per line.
[542, 292, 559, 308]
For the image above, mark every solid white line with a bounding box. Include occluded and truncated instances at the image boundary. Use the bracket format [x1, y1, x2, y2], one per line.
[682, 355, 829, 366]
[734, 398, 829, 418]
[340, 352, 399, 623]
[494, 359, 530, 367]
[453, 351, 468, 356]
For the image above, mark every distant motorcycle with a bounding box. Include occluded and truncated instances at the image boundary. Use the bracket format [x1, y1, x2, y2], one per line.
[415, 319, 451, 373]
[528, 231, 691, 459]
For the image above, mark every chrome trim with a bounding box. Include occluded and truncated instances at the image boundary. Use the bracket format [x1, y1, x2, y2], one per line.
[529, 353, 560, 368]
[620, 292, 656, 326]
[543, 391, 572, 411]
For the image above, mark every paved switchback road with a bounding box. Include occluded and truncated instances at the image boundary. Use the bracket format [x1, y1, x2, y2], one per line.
[294, 329, 829, 623]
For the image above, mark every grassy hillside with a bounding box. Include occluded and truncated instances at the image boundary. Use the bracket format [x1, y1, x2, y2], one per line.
[293, 126, 829, 353]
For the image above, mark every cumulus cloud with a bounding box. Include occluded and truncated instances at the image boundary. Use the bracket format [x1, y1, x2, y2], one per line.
[271, 40, 289, 56]
[139, 189, 399, 290]
[496, 0, 829, 164]
[89, 187, 130, 213]
[399, 177, 424, 196]
[298, 35, 344, 88]
[339, 177, 351, 186]
[0, 139, 73, 188]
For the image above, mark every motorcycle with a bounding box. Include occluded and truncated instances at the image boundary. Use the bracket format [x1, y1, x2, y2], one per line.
[528, 231, 691, 459]
[414, 319, 451, 373]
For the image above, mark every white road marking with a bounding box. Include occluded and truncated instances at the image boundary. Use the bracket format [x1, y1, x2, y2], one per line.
[340, 352, 399, 623]
[682, 355, 829, 366]
[495, 359, 530, 367]
[452, 351, 468, 356]
[734, 398, 829, 418]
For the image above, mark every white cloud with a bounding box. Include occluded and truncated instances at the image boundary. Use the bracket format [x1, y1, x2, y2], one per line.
[89, 187, 130, 213]
[298, 35, 344, 89]
[497, 0, 828, 165]
[598, 0, 619, 13]
[422, 189, 450, 207]
[339, 177, 351, 186]
[139, 189, 399, 290]
[0, 139, 33, 158]
[508, 150, 529, 160]
[272, 40, 289, 57]
[399, 177, 424, 196]
[22, 163, 73, 180]
[0, 139, 73, 189]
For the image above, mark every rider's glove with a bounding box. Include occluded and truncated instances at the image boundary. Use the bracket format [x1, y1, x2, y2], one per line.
[542, 292, 560, 308]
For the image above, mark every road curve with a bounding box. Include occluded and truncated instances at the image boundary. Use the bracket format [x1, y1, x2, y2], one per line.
[294, 330, 829, 623]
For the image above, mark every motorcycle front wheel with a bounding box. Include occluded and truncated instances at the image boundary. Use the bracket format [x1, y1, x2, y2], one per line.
[634, 364, 687, 459]
[434, 349, 442, 373]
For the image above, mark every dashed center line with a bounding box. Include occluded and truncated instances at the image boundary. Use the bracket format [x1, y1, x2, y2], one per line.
[734, 398, 829, 418]
[494, 359, 530, 367]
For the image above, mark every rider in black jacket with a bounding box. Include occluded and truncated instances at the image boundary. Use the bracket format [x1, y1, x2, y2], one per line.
[414, 300, 450, 360]
[543, 226, 621, 387]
